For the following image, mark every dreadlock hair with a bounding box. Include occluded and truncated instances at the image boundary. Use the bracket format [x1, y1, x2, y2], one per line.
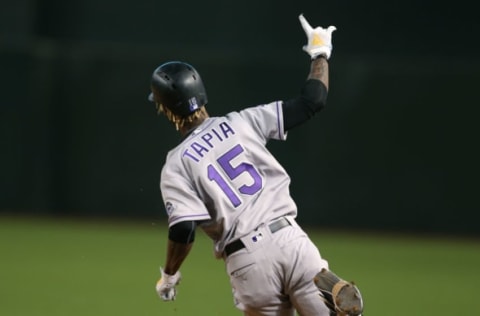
[155, 103, 205, 131]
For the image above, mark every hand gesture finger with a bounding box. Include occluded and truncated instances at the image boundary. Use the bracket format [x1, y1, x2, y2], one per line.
[299, 14, 313, 34]
[326, 26, 337, 35]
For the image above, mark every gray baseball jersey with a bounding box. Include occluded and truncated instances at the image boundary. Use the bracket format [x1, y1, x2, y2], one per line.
[160, 101, 298, 258]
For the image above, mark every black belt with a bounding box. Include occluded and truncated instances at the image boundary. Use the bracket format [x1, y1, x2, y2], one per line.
[224, 217, 291, 257]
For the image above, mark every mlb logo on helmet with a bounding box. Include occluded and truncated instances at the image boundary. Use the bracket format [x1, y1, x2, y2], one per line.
[188, 97, 199, 112]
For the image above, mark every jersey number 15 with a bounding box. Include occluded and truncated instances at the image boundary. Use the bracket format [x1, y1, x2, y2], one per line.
[207, 144, 263, 208]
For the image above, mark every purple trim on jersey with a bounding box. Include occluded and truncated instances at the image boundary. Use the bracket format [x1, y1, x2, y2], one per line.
[276, 101, 282, 139]
[168, 213, 211, 226]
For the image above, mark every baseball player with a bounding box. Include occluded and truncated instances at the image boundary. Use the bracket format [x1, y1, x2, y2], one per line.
[150, 14, 363, 316]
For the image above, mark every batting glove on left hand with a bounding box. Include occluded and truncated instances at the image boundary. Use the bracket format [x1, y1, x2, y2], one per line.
[155, 267, 181, 301]
[299, 14, 336, 60]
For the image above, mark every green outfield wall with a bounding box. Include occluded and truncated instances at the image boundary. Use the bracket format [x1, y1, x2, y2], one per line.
[1, 1, 478, 234]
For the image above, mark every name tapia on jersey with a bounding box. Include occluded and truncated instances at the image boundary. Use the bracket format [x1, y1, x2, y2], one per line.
[182, 121, 236, 163]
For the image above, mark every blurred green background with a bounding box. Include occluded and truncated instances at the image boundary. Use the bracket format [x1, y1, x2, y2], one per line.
[1, 216, 480, 316]
[1, 0, 479, 233]
[1, 1, 479, 315]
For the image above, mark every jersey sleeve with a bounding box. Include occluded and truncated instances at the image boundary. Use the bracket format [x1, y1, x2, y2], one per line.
[235, 101, 287, 142]
[160, 163, 211, 227]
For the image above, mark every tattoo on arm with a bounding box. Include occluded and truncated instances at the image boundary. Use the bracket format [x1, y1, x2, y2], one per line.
[307, 57, 329, 90]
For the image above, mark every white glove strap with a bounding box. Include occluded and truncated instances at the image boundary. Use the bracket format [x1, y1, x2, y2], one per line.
[159, 268, 180, 287]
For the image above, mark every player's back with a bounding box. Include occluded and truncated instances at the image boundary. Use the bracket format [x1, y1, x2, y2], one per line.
[161, 102, 297, 255]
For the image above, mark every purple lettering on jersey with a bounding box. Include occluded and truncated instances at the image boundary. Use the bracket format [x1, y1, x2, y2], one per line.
[183, 149, 199, 162]
[208, 144, 263, 207]
[201, 133, 214, 148]
[211, 128, 222, 140]
[182, 121, 236, 163]
[191, 142, 209, 157]
[219, 122, 235, 138]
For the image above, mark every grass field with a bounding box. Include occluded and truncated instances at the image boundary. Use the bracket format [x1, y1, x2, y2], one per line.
[1, 215, 479, 316]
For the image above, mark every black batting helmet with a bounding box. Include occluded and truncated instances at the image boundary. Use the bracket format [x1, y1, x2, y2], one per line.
[148, 61, 208, 117]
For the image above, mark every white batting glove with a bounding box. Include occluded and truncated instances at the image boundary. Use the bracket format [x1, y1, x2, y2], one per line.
[299, 14, 336, 60]
[155, 267, 181, 301]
